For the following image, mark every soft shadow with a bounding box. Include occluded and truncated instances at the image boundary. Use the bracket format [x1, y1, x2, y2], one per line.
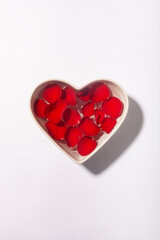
[83, 97, 143, 174]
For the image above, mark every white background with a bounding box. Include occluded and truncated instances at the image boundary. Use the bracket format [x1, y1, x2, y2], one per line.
[0, 0, 160, 239]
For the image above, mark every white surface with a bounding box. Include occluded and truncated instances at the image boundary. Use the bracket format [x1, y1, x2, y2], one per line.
[0, 0, 160, 240]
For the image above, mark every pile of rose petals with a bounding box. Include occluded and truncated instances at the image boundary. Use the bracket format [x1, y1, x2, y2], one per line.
[34, 82, 124, 156]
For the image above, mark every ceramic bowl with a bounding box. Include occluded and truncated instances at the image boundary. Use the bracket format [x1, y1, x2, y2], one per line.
[30, 79, 129, 164]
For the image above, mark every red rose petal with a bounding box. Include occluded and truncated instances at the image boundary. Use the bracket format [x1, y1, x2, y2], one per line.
[90, 82, 110, 103]
[78, 136, 97, 156]
[102, 97, 124, 119]
[61, 86, 77, 106]
[81, 102, 94, 117]
[45, 121, 67, 140]
[77, 87, 90, 102]
[63, 108, 81, 126]
[45, 99, 67, 124]
[94, 108, 105, 125]
[101, 117, 117, 133]
[34, 99, 48, 118]
[65, 126, 83, 147]
[43, 84, 62, 103]
[79, 117, 100, 136]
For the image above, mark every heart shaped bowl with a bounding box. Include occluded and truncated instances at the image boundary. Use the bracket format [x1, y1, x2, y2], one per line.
[30, 79, 129, 164]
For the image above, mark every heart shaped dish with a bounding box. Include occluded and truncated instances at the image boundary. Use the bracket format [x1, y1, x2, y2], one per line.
[30, 79, 129, 164]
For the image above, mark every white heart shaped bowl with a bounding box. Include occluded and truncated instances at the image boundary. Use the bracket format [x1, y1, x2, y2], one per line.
[30, 79, 129, 164]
